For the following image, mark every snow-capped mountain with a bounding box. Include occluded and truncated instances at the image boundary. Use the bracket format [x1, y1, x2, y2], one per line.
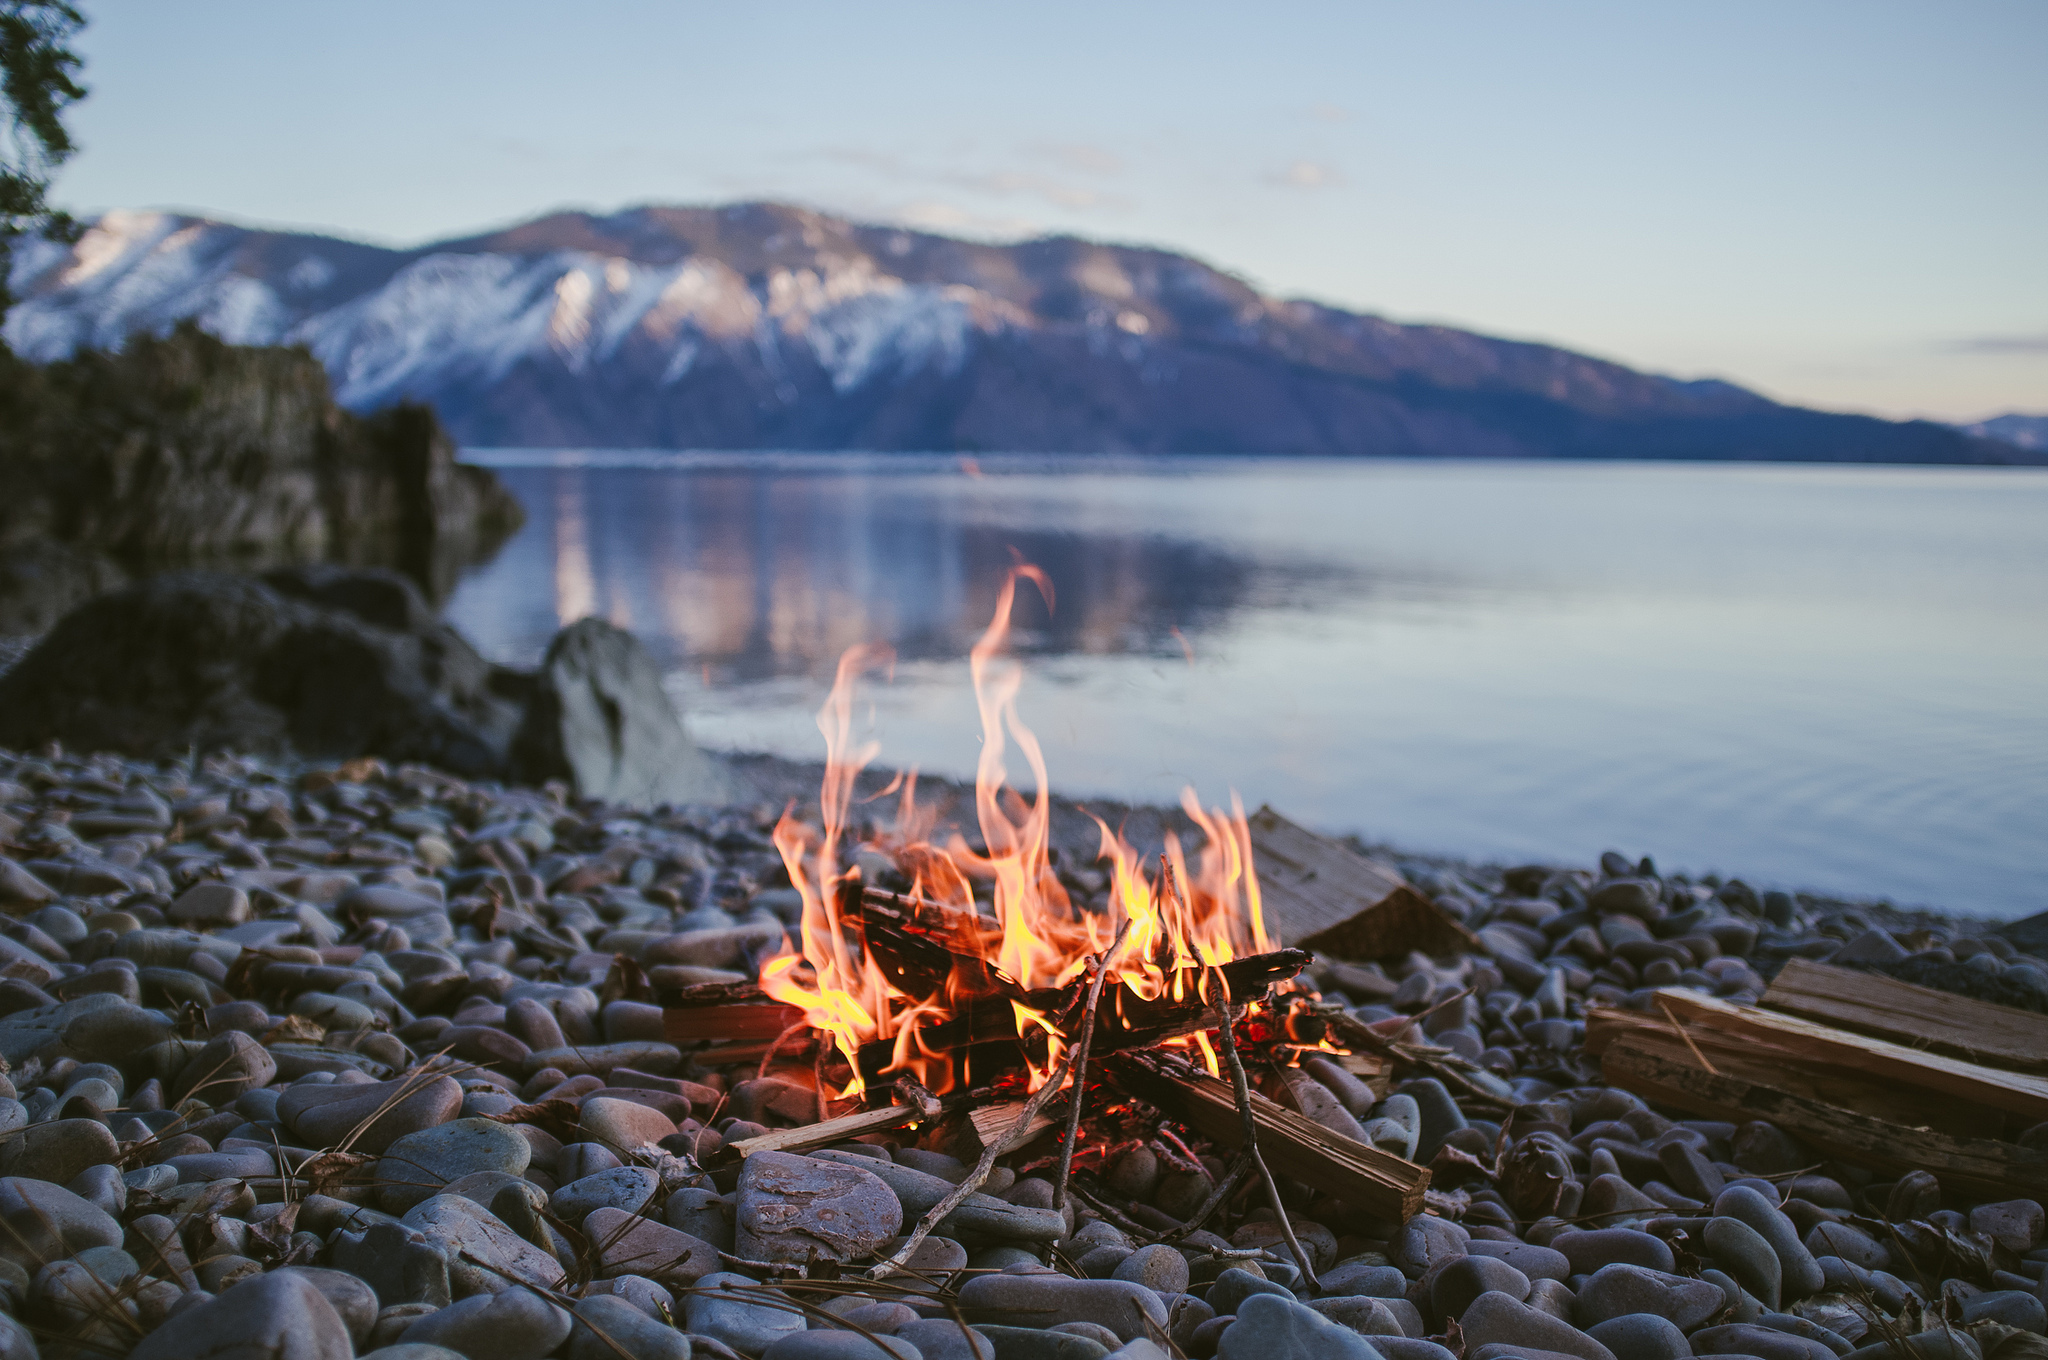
[1956, 413, 2048, 451]
[2, 202, 2020, 462]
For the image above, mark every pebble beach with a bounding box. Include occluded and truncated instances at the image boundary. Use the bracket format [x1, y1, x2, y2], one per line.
[0, 743, 2042, 1360]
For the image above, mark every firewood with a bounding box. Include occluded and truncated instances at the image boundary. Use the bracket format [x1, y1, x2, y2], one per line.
[1595, 1031, 2048, 1198]
[722, 1102, 930, 1159]
[970, 1100, 1058, 1150]
[1102, 1049, 1431, 1221]
[1593, 987, 2048, 1141]
[664, 1001, 807, 1044]
[1762, 957, 2048, 1073]
[1248, 806, 1483, 960]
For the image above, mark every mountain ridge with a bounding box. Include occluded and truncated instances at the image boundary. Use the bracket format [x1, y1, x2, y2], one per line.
[3, 201, 2031, 464]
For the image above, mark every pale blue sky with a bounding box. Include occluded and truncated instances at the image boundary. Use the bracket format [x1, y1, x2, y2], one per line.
[55, 0, 2048, 419]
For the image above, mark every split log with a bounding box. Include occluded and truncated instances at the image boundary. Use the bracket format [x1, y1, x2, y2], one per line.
[970, 1100, 1058, 1151]
[1103, 1049, 1431, 1222]
[723, 1103, 928, 1159]
[1624, 987, 2048, 1137]
[1596, 1032, 2048, 1198]
[664, 1002, 806, 1044]
[1248, 806, 1482, 960]
[1762, 957, 2048, 1073]
[1587, 994, 2048, 1149]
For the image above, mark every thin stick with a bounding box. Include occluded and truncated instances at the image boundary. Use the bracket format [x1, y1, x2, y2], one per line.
[1054, 915, 1137, 1211]
[1657, 999, 1720, 1076]
[1208, 965, 1321, 1290]
[868, 1047, 1077, 1280]
[1157, 1150, 1255, 1243]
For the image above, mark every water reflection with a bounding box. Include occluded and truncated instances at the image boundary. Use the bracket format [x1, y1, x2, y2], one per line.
[468, 462, 1350, 678]
[446, 454, 2048, 917]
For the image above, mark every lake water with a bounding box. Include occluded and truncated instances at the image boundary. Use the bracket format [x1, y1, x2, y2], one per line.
[446, 453, 2048, 919]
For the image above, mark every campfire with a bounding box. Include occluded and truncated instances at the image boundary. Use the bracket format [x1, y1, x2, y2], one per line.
[663, 565, 1432, 1281]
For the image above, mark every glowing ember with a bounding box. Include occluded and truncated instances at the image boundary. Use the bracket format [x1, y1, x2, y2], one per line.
[761, 566, 1276, 1098]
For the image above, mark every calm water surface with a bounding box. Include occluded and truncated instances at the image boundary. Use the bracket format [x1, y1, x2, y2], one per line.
[447, 454, 2048, 918]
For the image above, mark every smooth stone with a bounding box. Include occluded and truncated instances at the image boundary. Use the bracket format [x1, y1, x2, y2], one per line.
[837, 1299, 921, 1333]
[362, 1348, 469, 1360]
[687, 1270, 808, 1354]
[278, 1267, 381, 1350]
[401, 1195, 567, 1298]
[170, 882, 251, 925]
[1231, 1217, 1338, 1272]
[811, 1151, 1064, 1243]
[1113, 1243, 1190, 1293]
[666, 1185, 735, 1250]
[130, 1269, 353, 1360]
[279, 1074, 463, 1153]
[735, 1151, 904, 1263]
[401, 1286, 574, 1360]
[380, 1118, 533, 1213]
[1575, 1264, 1725, 1329]
[561, 1294, 692, 1360]
[1320, 1261, 1412, 1298]
[584, 1206, 723, 1285]
[959, 1273, 1171, 1342]
[896, 1319, 997, 1360]
[1585, 1315, 1691, 1360]
[580, 1274, 676, 1319]
[1468, 1241, 1572, 1284]
[1216, 1292, 1384, 1360]
[1713, 1186, 1825, 1302]
[1841, 1336, 1980, 1360]
[1754, 1313, 1853, 1357]
[1392, 1214, 1471, 1278]
[1803, 1224, 1887, 1271]
[1460, 1291, 1617, 1360]
[974, 1325, 1111, 1360]
[579, 1095, 679, 1151]
[1553, 1230, 1676, 1276]
[1690, 1324, 1837, 1360]
[1208, 1267, 1294, 1316]
[1961, 1290, 2047, 1332]
[1370, 1342, 1456, 1360]
[763, 1334, 920, 1360]
[1433, 1256, 1534, 1320]
[172, 1029, 278, 1103]
[4, 1117, 118, 1183]
[1310, 1296, 1407, 1336]
[325, 1221, 455, 1308]
[1704, 1216, 1783, 1311]
[552, 1167, 661, 1225]
[1971, 1200, 2046, 1253]
[0, 1176, 122, 1268]
[525, 1042, 683, 1078]
[1398, 1079, 1468, 1164]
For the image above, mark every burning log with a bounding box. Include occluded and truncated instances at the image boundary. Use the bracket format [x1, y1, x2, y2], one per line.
[850, 945, 1313, 1086]
[722, 1102, 931, 1159]
[1102, 1049, 1431, 1222]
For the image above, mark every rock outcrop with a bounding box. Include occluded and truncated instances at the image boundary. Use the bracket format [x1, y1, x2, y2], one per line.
[0, 324, 523, 621]
[511, 617, 740, 808]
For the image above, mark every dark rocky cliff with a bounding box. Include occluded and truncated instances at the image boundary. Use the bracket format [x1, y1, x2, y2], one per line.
[0, 325, 523, 629]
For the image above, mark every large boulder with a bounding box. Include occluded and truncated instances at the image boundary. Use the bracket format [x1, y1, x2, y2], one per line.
[512, 616, 739, 808]
[0, 569, 523, 774]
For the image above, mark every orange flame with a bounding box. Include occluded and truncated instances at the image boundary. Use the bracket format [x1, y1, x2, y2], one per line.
[762, 565, 1274, 1098]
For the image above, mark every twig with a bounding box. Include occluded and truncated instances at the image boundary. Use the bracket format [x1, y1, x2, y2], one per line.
[868, 1048, 1078, 1280]
[1656, 999, 1720, 1076]
[1207, 965, 1321, 1291]
[1156, 1150, 1255, 1243]
[1054, 915, 1136, 1211]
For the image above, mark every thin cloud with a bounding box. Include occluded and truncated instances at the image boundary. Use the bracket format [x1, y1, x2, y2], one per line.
[1267, 160, 1342, 189]
[1032, 142, 1126, 175]
[811, 146, 1129, 213]
[1944, 335, 2048, 355]
[1308, 102, 1351, 123]
[892, 200, 1043, 240]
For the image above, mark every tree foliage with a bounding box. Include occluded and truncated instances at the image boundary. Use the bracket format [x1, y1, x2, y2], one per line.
[0, 1, 86, 319]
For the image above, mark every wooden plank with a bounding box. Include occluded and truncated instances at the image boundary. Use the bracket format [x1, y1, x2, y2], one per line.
[1648, 987, 2048, 1126]
[1248, 806, 1482, 961]
[724, 1103, 927, 1158]
[1763, 957, 2048, 1074]
[1104, 1049, 1430, 1222]
[1597, 1034, 2048, 1199]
